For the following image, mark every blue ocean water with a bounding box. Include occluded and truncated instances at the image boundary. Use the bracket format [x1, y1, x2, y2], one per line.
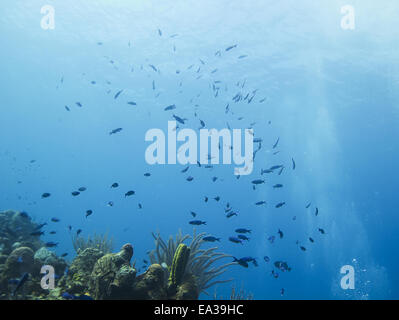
[1, 0, 398, 300]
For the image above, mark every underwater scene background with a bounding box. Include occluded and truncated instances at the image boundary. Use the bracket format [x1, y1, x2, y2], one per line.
[0, 0, 398, 300]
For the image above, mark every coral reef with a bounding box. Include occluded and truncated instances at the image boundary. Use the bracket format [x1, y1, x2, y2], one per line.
[149, 230, 235, 296]
[0, 210, 237, 300]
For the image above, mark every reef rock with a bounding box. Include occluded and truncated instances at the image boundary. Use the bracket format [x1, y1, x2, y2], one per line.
[33, 247, 67, 276]
[89, 243, 136, 299]
[65, 247, 104, 294]
[132, 264, 167, 299]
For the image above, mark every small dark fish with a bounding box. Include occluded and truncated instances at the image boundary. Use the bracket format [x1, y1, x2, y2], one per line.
[255, 201, 266, 206]
[45, 242, 58, 248]
[35, 223, 47, 230]
[315, 207, 319, 216]
[107, 201, 114, 207]
[109, 128, 123, 135]
[309, 237, 314, 243]
[190, 211, 197, 217]
[251, 179, 265, 185]
[225, 44, 237, 51]
[281, 288, 285, 296]
[11, 273, 29, 296]
[51, 217, 60, 222]
[76, 229, 82, 235]
[181, 166, 189, 173]
[41, 193, 51, 199]
[199, 119, 205, 129]
[237, 234, 250, 241]
[76, 102, 82, 107]
[238, 55, 248, 59]
[125, 191, 135, 197]
[264, 256, 270, 263]
[114, 90, 123, 99]
[226, 212, 238, 218]
[138, 203, 142, 209]
[292, 158, 296, 170]
[229, 237, 243, 244]
[65, 106, 70, 112]
[71, 191, 80, 196]
[235, 228, 251, 234]
[212, 177, 218, 182]
[278, 167, 284, 176]
[203, 236, 220, 242]
[277, 229, 284, 239]
[204, 196, 208, 202]
[111, 183, 119, 188]
[305, 202, 311, 208]
[269, 165, 283, 171]
[261, 169, 273, 175]
[273, 184, 283, 189]
[173, 114, 185, 124]
[144, 173, 151, 177]
[268, 236, 276, 244]
[127, 101, 137, 106]
[300, 246, 307, 251]
[49, 231, 57, 235]
[272, 137, 280, 149]
[78, 187, 86, 192]
[189, 220, 206, 225]
[214, 196, 220, 202]
[30, 231, 45, 236]
[85, 210, 93, 218]
[61, 253, 68, 257]
[164, 104, 176, 111]
[158, 29, 162, 36]
[318, 228, 326, 234]
[275, 202, 285, 208]
[149, 64, 158, 72]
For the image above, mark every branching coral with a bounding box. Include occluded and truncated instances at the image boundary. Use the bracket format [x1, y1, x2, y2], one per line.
[71, 232, 114, 254]
[149, 229, 235, 295]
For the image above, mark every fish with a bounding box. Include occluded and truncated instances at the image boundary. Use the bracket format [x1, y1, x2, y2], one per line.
[255, 201, 266, 206]
[212, 177, 218, 182]
[173, 114, 186, 124]
[273, 138, 280, 149]
[237, 235, 250, 241]
[251, 179, 265, 185]
[273, 184, 283, 188]
[76, 102, 82, 107]
[164, 104, 176, 111]
[78, 187, 86, 192]
[204, 196, 208, 202]
[203, 236, 221, 242]
[238, 55, 247, 59]
[181, 166, 189, 173]
[190, 211, 197, 217]
[268, 236, 276, 244]
[235, 228, 251, 234]
[51, 218, 60, 222]
[85, 210, 93, 218]
[189, 220, 206, 225]
[225, 44, 237, 51]
[114, 90, 123, 99]
[62, 292, 93, 300]
[199, 119, 205, 129]
[125, 191, 135, 197]
[11, 273, 29, 296]
[186, 176, 194, 182]
[144, 173, 151, 177]
[138, 203, 142, 209]
[149, 64, 158, 72]
[214, 196, 220, 202]
[158, 29, 162, 36]
[30, 231, 45, 236]
[61, 253, 68, 258]
[111, 183, 119, 188]
[264, 256, 270, 263]
[107, 201, 114, 207]
[226, 212, 238, 218]
[71, 191, 80, 196]
[292, 158, 296, 170]
[109, 128, 123, 135]
[64, 106, 70, 111]
[300, 246, 307, 251]
[49, 231, 56, 235]
[45, 242, 58, 248]
[41, 193, 51, 199]
[318, 228, 326, 234]
[269, 165, 283, 171]
[278, 167, 284, 175]
[127, 101, 137, 106]
[228, 237, 243, 244]
[277, 229, 284, 239]
[315, 207, 319, 216]
[261, 169, 273, 175]
[275, 202, 286, 208]
[305, 202, 311, 208]
[309, 237, 314, 243]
